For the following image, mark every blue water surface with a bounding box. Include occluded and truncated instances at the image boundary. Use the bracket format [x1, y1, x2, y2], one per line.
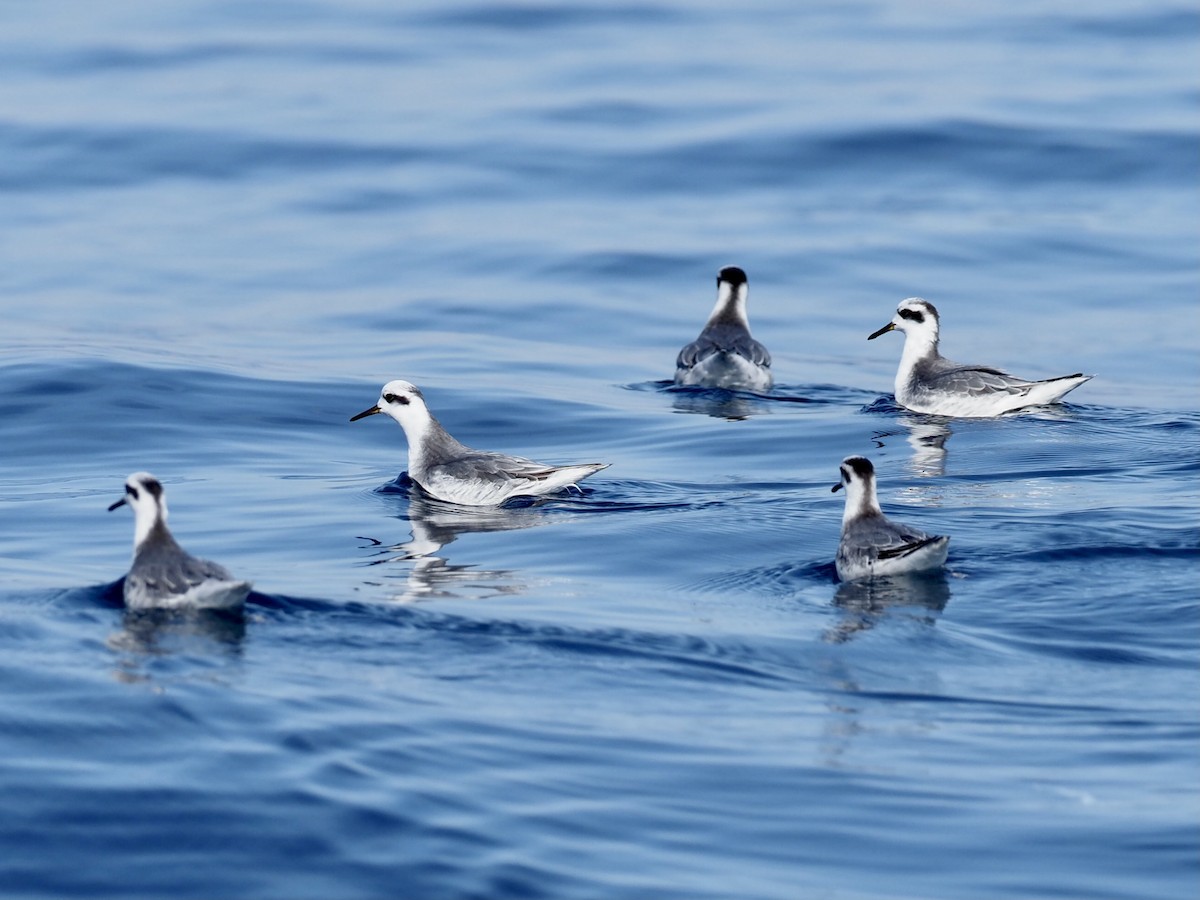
[1, 2, 1198, 899]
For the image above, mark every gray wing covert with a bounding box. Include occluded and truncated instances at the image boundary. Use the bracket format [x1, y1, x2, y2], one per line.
[927, 364, 1031, 398]
[676, 336, 713, 370]
[433, 450, 556, 489]
[448, 449, 551, 479]
[840, 516, 936, 565]
[130, 548, 234, 601]
[738, 335, 771, 368]
[677, 326, 770, 369]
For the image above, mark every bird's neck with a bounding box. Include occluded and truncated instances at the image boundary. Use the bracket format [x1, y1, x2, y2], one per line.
[706, 285, 749, 329]
[898, 329, 939, 376]
[402, 410, 467, 471]
[132, 503, 166, 552]
[843, 484, 883, 526]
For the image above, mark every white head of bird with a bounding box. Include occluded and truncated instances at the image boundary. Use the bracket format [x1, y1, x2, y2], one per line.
[869, 297, 941, 359]
[108, 471, 168, 550]
[350, 380, 435, 442]
[707, 265, 750, 326]
[831, 455, 883, 524]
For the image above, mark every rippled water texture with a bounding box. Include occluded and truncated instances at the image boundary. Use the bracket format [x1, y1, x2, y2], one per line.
[1, 2, 1198, 899]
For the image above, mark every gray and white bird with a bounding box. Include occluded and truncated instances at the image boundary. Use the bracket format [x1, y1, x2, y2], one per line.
[832, 456, 949, 581]
[108, 472, 251, 610]
[868, 297, 1092, 417]
[674, 266, 772, 391]
[351, 380, 609, 506]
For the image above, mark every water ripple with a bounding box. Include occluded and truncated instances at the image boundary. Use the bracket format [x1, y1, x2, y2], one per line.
[0, 122, 424, 191]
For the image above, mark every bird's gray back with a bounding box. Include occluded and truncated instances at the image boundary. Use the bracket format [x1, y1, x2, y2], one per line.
[838, 513, 936, 568]
[911, 355, 1034, 398]
[129, 537, 235, 602]
[414, 419, 479, 468]
[431, 448, 559, 486]
[677, 324, 771, 369]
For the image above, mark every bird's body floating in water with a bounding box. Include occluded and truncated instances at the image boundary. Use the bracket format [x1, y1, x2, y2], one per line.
[868, 297, 1092, 417]
[832, 455, 949, 581]
[109, 472, 251, 610]
[675, 266, 772, 392]
[351, 380, 609, 506]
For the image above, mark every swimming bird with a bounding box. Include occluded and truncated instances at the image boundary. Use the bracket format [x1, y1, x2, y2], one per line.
[351, 380, 609, 506]
[108, 472, 251, 610]
[675, 265, 772, 391]
[832, 456, 949, 581]
[868, 298, 1093, 417]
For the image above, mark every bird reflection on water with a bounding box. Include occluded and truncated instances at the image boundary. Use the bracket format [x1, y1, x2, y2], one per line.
[871, 415, 953, 479]
[106, 602, 247, 682]
[825, 572, 951, 643]
[899, 415, 952, 478]
[357, 493, 565, 603]
[667, 384, 773, 421]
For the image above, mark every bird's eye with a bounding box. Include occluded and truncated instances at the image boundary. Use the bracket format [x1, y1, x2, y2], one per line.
[127, 486, 139, 499]
[898, 308, 924, 323]
[383, 393, 397, 403]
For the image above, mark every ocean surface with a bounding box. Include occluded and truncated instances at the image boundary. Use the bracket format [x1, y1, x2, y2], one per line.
[1, 2, 1198, 898]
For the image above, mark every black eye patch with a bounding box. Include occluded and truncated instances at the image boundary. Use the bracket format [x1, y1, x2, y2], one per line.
[898, 308, 924, 324]
[383, 393, 410, 406]
[127, 485, 140, 499]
